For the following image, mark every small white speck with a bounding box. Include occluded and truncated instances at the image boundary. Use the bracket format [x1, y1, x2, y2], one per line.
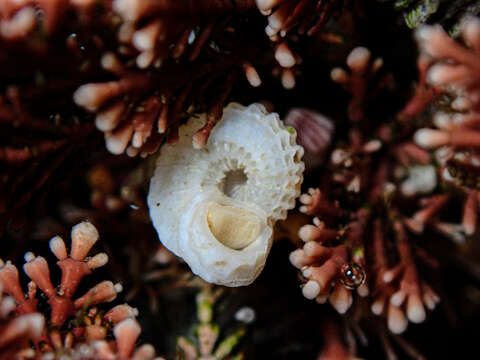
[235, 306, 256, 324]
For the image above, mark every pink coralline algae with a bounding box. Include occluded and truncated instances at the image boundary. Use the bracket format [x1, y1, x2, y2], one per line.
[0, 222, 159, 359]
[410, 18, 480, 241]
[256, 0, 340, 39]
[73, 38, 264, 156]
[289, 45, 442, 335]
[256, 0, 341, 89]
[0, 0, 101, 40]
[0, 281, 44, 359]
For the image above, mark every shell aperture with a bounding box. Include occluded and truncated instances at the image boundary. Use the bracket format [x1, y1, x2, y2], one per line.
[148, 103, 304, 286]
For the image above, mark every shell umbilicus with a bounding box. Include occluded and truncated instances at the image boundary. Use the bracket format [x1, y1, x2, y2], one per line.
[148, 103, 304, 286]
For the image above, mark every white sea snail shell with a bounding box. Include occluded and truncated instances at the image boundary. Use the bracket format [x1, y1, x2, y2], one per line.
[147, 103, 304, 286]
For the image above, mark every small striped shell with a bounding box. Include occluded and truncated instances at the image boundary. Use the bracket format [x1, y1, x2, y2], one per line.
[148, 103, 304, 286]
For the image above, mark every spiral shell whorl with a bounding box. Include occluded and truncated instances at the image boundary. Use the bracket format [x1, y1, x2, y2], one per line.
[148, 103, 304, 286]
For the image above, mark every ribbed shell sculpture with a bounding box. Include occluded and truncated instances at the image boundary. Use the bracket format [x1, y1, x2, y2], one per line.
[148, 103, 304, 286]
